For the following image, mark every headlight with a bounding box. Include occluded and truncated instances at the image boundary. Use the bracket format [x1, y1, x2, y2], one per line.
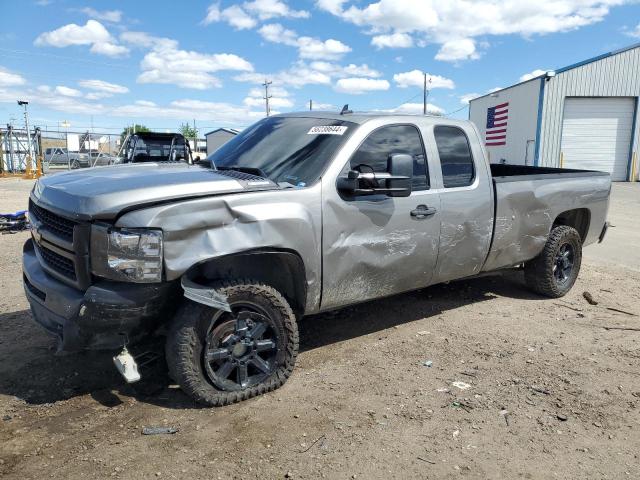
[92, 226, 163, 283]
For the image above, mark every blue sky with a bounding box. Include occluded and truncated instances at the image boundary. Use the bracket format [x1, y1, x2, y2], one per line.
[0, 0, 639, 134]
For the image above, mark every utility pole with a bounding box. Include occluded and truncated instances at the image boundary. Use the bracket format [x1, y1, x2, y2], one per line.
[309, 99, 313, 111]
[262, 79, 272, 116]
[423, 73, 427, 115]
[193, 118, 197, 156]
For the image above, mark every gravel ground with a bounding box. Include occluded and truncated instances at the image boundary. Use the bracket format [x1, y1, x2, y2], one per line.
[1, 178, 639, 479]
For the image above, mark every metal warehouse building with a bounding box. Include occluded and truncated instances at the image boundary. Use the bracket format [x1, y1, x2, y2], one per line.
[469, 43, 640, 181]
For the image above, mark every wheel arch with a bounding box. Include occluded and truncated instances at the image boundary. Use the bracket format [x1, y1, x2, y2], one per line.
[552, 208, 590, 241]
[182, 248, 307, 317]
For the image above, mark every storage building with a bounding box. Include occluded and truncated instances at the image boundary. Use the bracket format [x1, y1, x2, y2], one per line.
[469, 43, 640, 181]
[205, 128, 239, 156]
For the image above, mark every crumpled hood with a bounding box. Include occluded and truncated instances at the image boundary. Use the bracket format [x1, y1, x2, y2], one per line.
[31, 162, 278, 220]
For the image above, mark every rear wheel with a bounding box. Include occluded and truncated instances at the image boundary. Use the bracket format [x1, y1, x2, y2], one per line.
[166, 279, 298, 406]
[524, 225, 582, 298]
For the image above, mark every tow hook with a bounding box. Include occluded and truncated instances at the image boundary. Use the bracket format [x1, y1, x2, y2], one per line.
[113, 346, 141, 383]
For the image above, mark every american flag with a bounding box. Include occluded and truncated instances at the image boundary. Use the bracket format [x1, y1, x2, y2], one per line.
[485, 102, 509, 146]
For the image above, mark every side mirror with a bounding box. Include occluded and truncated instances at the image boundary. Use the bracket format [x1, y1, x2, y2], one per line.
[337, 153, 413, 197]
[386, 153, 412, 197]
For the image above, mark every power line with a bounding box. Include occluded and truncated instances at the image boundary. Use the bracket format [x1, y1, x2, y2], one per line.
[444, 104, 469, 117]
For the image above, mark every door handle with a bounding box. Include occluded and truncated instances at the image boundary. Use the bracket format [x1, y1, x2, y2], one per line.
[410, 205, 437, 218]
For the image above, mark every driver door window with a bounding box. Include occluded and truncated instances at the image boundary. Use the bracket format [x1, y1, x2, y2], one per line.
[349, 124, 429, 191]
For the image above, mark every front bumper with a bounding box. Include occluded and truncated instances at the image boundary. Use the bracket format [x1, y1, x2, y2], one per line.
[23, 239, 179, 352]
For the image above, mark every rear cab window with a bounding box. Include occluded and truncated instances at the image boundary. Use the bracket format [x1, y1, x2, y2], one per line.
[434, 126, 475, 188]
[349, 124, 429, 191]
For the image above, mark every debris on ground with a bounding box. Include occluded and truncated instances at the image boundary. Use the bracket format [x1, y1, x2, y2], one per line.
[142, 427, 178, 435]
[0, 210, 28, 233]
[422, 360, 433, 367]
[452, 381, 471, 390]
[582, 291, 598, 305]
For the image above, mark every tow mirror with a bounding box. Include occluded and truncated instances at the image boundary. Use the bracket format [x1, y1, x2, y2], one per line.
[386, 154, 412, 197]
[337, 153, 413, 197]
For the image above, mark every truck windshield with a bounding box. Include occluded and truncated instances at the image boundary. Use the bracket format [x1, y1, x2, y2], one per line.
[207, 117, 356, 186]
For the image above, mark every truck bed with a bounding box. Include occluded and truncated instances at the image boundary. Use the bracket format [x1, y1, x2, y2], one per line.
[490, 163, 610, 181]
[482, 163, 611, 272]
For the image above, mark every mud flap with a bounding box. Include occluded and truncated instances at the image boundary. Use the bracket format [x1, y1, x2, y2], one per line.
[181, 277, 232, 312]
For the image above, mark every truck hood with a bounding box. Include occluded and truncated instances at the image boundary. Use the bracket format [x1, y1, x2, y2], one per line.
[31, 163, 278, 220]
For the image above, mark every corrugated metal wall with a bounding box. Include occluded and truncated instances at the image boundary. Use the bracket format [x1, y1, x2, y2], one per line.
[538, 46, 640, 180]
[469, 79, 540, 165]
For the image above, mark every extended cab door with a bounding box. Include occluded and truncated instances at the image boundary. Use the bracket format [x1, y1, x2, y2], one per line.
[321, 122, 441, 310]
[426, 124, 494, 283]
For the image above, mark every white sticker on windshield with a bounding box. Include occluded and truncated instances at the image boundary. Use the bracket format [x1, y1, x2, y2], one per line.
[307, 126, 348, 135]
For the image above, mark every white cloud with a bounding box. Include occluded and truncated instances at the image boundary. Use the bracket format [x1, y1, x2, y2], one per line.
[243, 85, 294, 109]
[244, 0, 309, 20]
[135, 100, 157, 107]
[393, 70, 455, 89]
[310, 61, 381, 78]
[236, 65, 332, 88]
[55, 85, 82, 97]
[235, 60, 384, 90]
[0, 81, 267, 127]
[310, 102, 336, 110]
[459, 93, 480, 104]
[259, 23, 351, 60]
[317, 0, 630, 62]
[34, 20, 129, 57]
[435, 38, 479, 62]
[383, 102, 444, 115]
[204, 0, 309, 28]
[626, 23, 640, 37]
[221, 5, 258, 29]
[371, 33, 414, 49]
[519, 68, 548, 82]
[0, 67, 26, 87]
[80, 7, 123, 23]
[78, 79, 129, 95]
[90, 42, 129, 57]
[123, 33, 253, 89]
[334, 77, 390, 94]
[258, 23, 299, 46]
[298, 37, 351, 60]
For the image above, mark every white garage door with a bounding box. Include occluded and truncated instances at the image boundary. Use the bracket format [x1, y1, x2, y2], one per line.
[560, 97, 635, 181]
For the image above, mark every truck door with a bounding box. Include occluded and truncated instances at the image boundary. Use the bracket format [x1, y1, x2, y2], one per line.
[428, 125, 494, 283]
[321, 124, 441, 310]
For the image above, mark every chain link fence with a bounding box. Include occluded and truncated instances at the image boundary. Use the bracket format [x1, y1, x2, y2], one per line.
[1, 126, 207, 175]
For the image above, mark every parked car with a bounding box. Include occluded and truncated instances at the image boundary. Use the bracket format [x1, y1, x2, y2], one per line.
[24, 112, 611, 406]
[44, 147, 90, 169]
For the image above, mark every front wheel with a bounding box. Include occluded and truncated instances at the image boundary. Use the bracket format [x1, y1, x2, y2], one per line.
[524, 225, 582, 298]
[166, 279, 299, 406]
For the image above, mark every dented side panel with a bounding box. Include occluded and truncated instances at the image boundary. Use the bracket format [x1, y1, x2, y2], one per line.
[115, 184, 323, 312]
[320, 118, 442, 311]
[483, 175, 611, 271]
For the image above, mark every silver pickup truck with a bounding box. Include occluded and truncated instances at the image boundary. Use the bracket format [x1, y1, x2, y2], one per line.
[23, 112, 611, 406]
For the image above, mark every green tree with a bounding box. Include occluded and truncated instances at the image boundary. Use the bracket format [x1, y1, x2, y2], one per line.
[179, 123, 198, 139]
[120, 124, 150, 144]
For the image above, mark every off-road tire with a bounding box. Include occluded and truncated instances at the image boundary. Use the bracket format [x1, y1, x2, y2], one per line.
[70, 159, 81, 169]
[524, 225, 582, 298]
[166, 279, 299, 407]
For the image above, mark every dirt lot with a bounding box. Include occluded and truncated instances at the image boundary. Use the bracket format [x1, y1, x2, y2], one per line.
[1, 178, 639, 479]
